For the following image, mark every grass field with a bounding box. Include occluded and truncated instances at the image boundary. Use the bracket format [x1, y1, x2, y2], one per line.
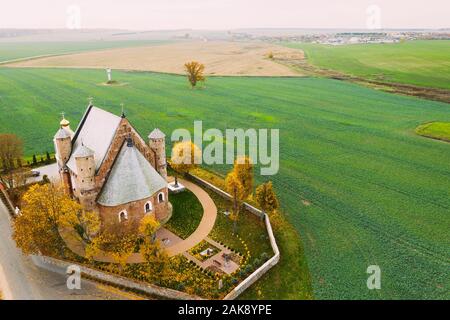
[416, 122, 450, 142]
[283, 40, 450, 89]
[166, 190, 203, 239]
[0, 68, 449, 299]
[0, 40, 168, 63]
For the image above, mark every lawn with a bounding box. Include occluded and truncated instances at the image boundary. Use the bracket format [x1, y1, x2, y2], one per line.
[283, 40, 450, 89]
[416, 121, 450, 142]
[0, 40, 169, 63]
[165, 189, 203, 239]
[0, 68, 449, 299]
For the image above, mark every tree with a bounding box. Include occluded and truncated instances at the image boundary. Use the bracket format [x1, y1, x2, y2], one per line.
[88, 221, 138, 268]
[0, 134, 23, 188]
[138, 216, 170, 283]
[225, 171, 245, 234]
[233, 156, 254, 199]
[139, 214, 160, 243]
[170, 140, 201, 187]
[255, 181, 279, 218]
[77, 210, 101, 241]
[46, 151, 51, 163]
[32, 154, 37, 165]
[13, 183, 85, 257]
[184, 61, 205, 88]
[140, 235, 170, 284]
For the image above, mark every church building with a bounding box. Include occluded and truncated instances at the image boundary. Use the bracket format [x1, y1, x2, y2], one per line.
[53, 102, 171, 230]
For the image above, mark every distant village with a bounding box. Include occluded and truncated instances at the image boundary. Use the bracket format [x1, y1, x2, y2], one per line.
[230, 31, 450, 45]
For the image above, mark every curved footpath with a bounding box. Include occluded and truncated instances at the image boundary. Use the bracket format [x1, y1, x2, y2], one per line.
[60, 178, 217, 263]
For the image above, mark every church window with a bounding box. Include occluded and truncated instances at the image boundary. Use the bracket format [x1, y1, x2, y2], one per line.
[145, 202, 152, 213]
[119, 210, 128, 222]
[158, 192, 165, 203]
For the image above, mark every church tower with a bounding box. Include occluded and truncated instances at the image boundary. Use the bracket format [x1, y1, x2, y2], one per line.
[73, 144, 96, 210]
[149, 128, 167, 180]
[54, 115, 73, 195]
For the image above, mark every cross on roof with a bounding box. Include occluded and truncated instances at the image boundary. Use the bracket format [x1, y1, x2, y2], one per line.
[60, 111, 65, 119]
[120, 103, 126, 118]
[88, 97, 94, 105]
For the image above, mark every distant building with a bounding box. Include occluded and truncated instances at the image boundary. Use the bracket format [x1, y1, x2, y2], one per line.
[53, 103, 170, 231]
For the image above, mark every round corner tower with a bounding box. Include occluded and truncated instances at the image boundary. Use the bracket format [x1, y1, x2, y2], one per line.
[73, 144, 96, 210]
[54, 127, 72, 194]
[148, 128, 167, 180]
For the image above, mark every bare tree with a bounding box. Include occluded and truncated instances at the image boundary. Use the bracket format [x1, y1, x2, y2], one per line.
[0, 134, 23, 188]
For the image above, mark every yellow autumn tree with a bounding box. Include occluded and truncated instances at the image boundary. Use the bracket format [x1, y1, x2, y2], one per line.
[170, 140, 201, 186]
[225, 171, 245, 234]
[233, 156, 254, 199]
[137, 215, 170, 284]
[184, 61, 205, 88]
[13, 183, 98, 257]
[139, 214, 160, 242]
[87, 220, 138, 268]
[255, 181, 279, 217]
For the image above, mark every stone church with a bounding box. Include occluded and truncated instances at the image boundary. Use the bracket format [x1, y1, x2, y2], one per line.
[53, 102, 171, 230]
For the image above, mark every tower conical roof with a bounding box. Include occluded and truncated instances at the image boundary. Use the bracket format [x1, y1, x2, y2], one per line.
[73, 144, 95, 158]
[148, 128, 165, 139]
[54, 127, 71, 140]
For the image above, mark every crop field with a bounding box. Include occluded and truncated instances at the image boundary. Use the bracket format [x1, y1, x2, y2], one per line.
[5, 41, 304, 76]
[0, 68, 449, 299]
[0, 40, 168, 63]
[283, 40, 450, 89]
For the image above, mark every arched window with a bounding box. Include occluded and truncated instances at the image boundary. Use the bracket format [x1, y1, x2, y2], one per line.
[144, 201, 152, 213]
[158, 192, 165, 203]
[119, 210, 128, 222]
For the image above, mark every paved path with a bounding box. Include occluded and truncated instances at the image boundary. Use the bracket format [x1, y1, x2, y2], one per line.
[165, 178, 217, 256]
[60, 177, 218, 262]
[0, 199, 135, 300]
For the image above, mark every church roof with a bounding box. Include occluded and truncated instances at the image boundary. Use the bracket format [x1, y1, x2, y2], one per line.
[148, 128, 165, 139]
[97, 140, 167, 206]
[66, 106, 122, 172]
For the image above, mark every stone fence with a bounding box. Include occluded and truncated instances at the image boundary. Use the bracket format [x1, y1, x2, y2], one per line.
[0, 188, 16, 217]
[33, 255, 203, 300]
[187, 174, 280, 300]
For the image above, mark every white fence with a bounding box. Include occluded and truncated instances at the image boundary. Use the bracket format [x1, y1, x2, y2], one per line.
[188, 174, 280, 300]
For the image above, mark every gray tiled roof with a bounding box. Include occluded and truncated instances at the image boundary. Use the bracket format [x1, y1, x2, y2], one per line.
[148, 128, 165, 139]
[97, 141, 167, 206]
[67, 106, 122, 172]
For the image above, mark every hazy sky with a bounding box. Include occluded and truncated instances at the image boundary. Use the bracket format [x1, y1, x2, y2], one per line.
[1, 0, 449, 30]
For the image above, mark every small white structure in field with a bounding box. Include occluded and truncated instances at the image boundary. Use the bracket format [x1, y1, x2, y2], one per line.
[106, 68, 112, 82]
[168, 181, 186, 193]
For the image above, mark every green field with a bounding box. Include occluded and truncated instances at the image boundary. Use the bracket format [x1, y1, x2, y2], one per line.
[416, 122, 450, 142]
[0, 68, 449, 299]
[0, 40, 168, 63]
[284, 40, 450, 89]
